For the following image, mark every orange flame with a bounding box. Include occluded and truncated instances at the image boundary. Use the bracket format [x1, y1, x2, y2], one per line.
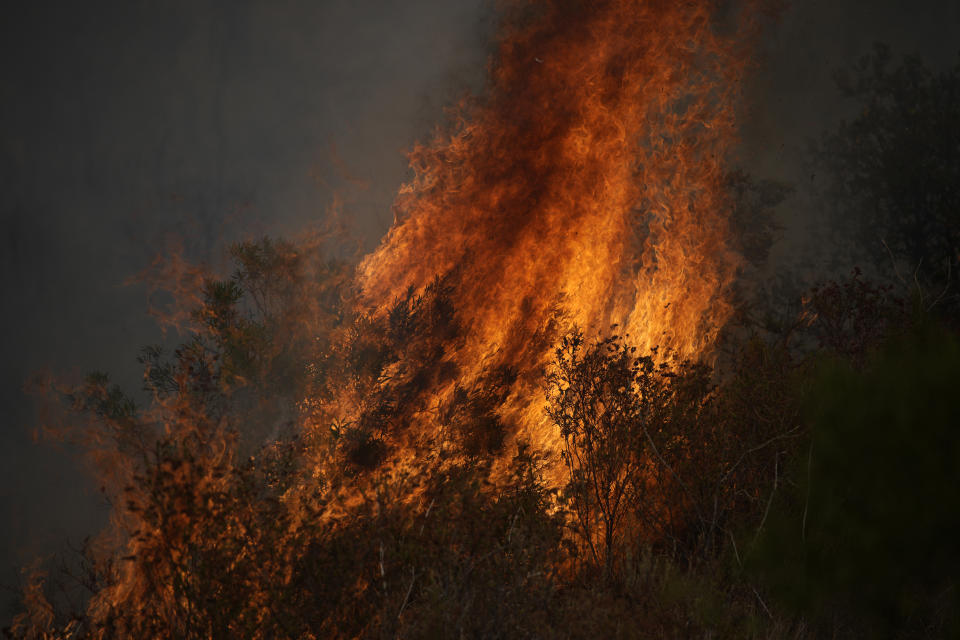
[358, 0, 756, 454]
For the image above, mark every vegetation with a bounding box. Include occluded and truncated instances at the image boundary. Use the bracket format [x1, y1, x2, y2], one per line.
[6, 48, 960, 639]
[818, 44, 960, 314]
[751, 324, 960, 638]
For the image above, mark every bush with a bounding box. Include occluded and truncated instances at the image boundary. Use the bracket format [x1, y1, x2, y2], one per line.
[750, 323, 960, 637]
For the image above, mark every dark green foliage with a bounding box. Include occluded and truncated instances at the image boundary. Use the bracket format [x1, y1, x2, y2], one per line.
[750, 323, 960, 637]
[819, 45, 960, 310]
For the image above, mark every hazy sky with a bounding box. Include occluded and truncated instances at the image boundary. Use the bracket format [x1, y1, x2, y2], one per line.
[1, 0, 957, 621]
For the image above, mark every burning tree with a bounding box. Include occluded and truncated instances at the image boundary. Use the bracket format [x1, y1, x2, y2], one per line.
[357, 0, 770, 460]
[16, 0, 959, 638]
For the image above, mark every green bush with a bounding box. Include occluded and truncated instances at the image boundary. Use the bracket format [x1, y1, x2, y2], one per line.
[750, 323, 960, 637]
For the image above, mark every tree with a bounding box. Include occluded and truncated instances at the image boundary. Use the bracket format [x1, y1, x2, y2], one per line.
[818, 44, 960, 312]
[546, 331, 729, 578]
[547, 332, 648, 578]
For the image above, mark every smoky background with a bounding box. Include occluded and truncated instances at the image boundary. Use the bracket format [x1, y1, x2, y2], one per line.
[0, 0, 495, 620]
[0, 0, 956, 624]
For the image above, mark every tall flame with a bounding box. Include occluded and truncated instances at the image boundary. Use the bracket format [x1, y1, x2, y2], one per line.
[7, 5, 774, 635]
[358, 0, 755, 454]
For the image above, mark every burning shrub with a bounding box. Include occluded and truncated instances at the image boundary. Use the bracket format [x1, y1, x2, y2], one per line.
[546, 330, 802, 581]
[439, 365, 517, 458]
[547, 331, 651, 578]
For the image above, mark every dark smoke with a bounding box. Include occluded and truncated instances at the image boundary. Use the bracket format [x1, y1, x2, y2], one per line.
[1, 0, 956, 625]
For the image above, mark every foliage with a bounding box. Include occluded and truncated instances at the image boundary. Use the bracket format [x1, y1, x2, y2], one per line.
[547, 329, 805, 586]
[547, 333, 709, 576]
[750, 323, 960, 637]
[12, 228, 900, 638]
[802, 268, 907, 363]
[818, 45, 960, 312]
[7, 230, 812, 638]
[9, 86, 960, 636]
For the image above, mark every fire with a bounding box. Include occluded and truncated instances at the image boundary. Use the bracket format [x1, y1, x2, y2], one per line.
[10, 3, 775, 635]
[358, 0, 755, 455]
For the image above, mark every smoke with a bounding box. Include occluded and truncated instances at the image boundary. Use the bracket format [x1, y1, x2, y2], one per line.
[738, 0, 960, 275]
[2, 0, 957, 625]
[356, 0, 762, 462]
[0, 0, 491, 623]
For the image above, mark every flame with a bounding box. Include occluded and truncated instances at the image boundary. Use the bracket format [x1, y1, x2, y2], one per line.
[9, 5, 780, 637]
[358, 0, 755, 455]
[11, 4, 774, 634]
